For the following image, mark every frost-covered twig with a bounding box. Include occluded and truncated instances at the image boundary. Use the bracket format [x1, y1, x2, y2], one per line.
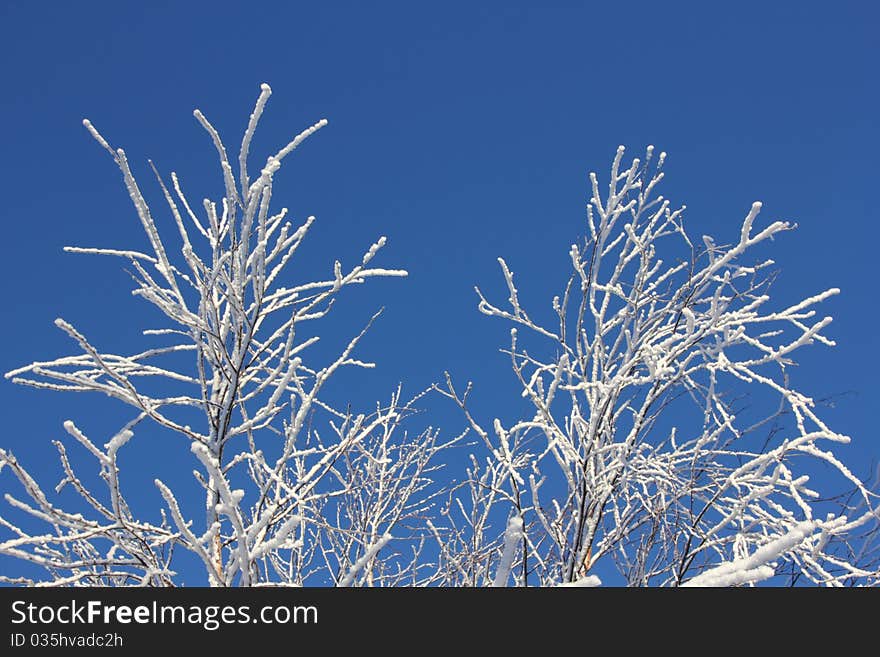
[2, 84, 451, 586]
[440, 146, 879, 587]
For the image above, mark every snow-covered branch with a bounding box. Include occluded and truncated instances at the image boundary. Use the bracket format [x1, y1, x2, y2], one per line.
[3, 95, 876, 587]
[2, 84, 452, 586]
[439, 145, 879, 587]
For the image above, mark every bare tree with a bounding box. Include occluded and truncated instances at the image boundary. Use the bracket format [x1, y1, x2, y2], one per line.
[1, 84, 452, 586]
[2, 87, 876, 587]
[436, 146, 879, 587]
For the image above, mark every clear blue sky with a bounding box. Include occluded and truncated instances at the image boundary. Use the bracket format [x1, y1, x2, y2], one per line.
[1, 1, 877, 583]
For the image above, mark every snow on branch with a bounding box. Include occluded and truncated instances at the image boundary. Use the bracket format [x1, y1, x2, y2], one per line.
[1, 84, 452, 587]
[3, 97, 878, 587]
[682, 522, 816, 587]
[438, 145, 879, 587]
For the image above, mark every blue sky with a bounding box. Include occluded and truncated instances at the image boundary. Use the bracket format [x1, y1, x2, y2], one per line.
[1, 1, 877, 583]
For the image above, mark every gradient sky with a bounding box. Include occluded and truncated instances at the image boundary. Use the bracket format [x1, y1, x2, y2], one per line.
[1, 1, 877, 584]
